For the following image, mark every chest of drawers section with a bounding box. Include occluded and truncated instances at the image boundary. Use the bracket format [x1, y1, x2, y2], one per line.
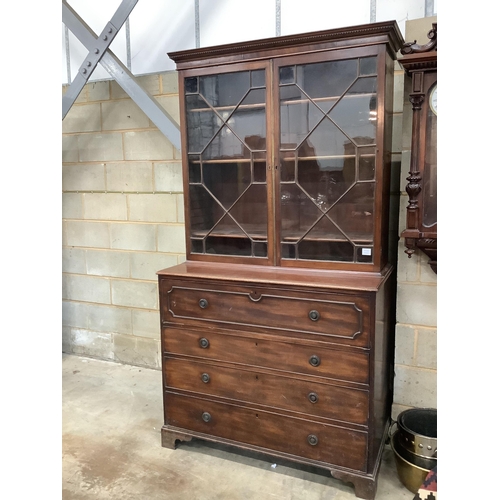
[158, 263, 394, 499]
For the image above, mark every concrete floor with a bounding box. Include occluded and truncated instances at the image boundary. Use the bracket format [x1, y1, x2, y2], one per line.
[62, 353, 414, 500]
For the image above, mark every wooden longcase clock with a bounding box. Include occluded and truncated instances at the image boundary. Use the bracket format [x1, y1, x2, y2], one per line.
[400, 23, 437, 273]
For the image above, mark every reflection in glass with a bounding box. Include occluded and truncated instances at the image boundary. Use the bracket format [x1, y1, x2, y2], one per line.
[185, 68, 268, 258]
[279, 57, 378, 263]
[423, 87, 437, 227]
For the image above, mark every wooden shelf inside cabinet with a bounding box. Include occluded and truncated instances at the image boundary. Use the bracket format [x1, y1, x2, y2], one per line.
[399, 22, 437, 273]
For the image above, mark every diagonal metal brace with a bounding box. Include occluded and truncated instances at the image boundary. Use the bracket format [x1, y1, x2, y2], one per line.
[62, 0, 181, 151]
[62, 0, 138, 119]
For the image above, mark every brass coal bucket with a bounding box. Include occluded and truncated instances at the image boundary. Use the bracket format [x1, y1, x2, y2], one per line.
[390, 408, 437, 493]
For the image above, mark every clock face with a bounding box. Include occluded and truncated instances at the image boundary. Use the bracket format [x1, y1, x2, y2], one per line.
[429, 85, 437, 115]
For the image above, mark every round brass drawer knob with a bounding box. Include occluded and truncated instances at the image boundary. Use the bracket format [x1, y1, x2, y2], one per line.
[199, 337, 210, 349]
[309, 310, 320, 321]
[308, 392, 319, 404]
[309, 355, 321, 367]
[307, 434, 319, 446]
[201, 373, 210, 384]
[202, 412, 211, 423]
[199, 298, 208, 309]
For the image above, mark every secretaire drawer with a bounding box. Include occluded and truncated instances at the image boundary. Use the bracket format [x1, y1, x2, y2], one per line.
[163, 328, 369, 385]
[160, 279, 371, 347]
[165, 392, 368, 472]
[165, 357, 369, 425]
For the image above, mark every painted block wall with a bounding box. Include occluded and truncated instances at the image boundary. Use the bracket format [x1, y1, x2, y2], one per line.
[392, 16, 438, 417]
[62, 72, 184, 369]
[62, 18, 437, 417]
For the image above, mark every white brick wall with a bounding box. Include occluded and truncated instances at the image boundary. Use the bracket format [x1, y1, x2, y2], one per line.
[62, 71, 184, 369]
[392, 17, 438, 417]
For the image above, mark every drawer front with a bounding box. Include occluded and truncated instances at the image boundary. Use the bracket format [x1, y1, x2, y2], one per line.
[165, 357, 369, 425]
[163, 328, 369, 385]
[165, 392, 368, 471]
[161, 280, 370, 347]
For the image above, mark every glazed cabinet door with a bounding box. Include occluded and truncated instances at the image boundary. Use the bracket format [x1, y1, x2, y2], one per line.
[181, 62, 274, 264]
[274, 46, 386, 270]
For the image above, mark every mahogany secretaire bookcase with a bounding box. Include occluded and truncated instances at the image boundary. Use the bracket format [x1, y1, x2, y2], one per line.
[157, 21, 404, 499]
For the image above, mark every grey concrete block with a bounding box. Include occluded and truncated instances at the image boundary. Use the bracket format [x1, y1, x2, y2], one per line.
[113, 334, 160, 368]
[132, 309, 160, 339]
[391, 113, 402, 153]
[123, 130, 174, 161]
[392, 71, 405, 114]
[415, 327, 437, 369]
[63, 193, 83, 219]
[78, 133, 124, 162]
[63, 274, 111, 304]
[63, 163, 106, 192]
[83, 193, 128, 221]
[176, 194, 185, 223]
[62, 247, 86, 274]
[393, 365, 437, 409]
[137, 74, 161, 96]
[396, 241, 419, 283]
[102, 100, 150, 131]
[63, 103, 102, 134]
[154, 162, 183, 192]
[155, 95, 180, 126]
[71, 328, 114, 360]
[161, 72, 179, 94]
[87, 304, 133, 334]
[111, 279, 158, 309]
[88, 81, 110, 101]
[110, 223, 156, 251]
[110, 75, 160, 100]
[157, 224, 186, 253]
[62, 326, 72, 353]
[128, 194, 177, 223]
[396, 282, 437, 327]
[65, 221, 110, 248]
[130, 252, 177, 280]
[394, 324, 416, 366]
[62, 300, 89, 329]
[106, 162, 153, 192]
[419, 258, 437, 284]
[85, 249, 130, 278]
[62, 135, 79, 163]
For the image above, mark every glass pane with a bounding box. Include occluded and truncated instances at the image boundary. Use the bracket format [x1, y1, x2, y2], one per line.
[280, 184, 322, 242]
[278, 57, 378, 264]
[423, 89, 437, 227]
[186, 94, 222, 154]
[251, 70, 266, 88]
[296, 59, 357, 100]
[203, 161, 251, 209]
[359, 57, 377, 76]
[359, 149, 376, 181]
[231, 90, 266, 151]
[200, 72, 250, 108]
[327, 183, 375, 242]
[203, 126, 250, 160]
[185, 77, 198, 94]
[280, 86, 325, 147]
[189, 185, 225, 235]
[298, 117, 353, 161]
[229, 184, 268, 240]
[185, 68, 268, 258]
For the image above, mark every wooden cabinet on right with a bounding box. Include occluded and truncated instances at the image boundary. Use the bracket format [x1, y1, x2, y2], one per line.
[400, 23, 437, 273]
